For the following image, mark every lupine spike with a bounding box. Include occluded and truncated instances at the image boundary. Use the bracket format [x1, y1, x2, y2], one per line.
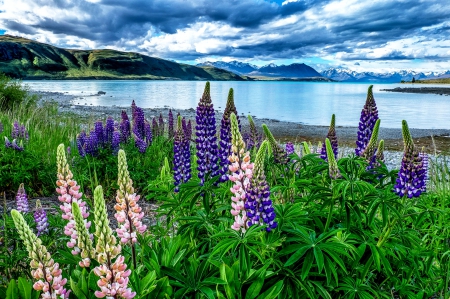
[326, 138, 341, 179]
[246, 115, 261, 150]
[229, 113, 253, 233]
[120, 110, 131, 143]
[173, 116, 184, 192]
[159, 113, 164, 136]
[11, 210, 70, 298]
[320, 114, 338, 161]
[195, 81, 219, 185]
[285, 142, 294, 155]
[394, 120, 426, 198]
[356, 85, 379, 156]
[262, 124, 288, 164]
[376, 139, 385, 164]
[218, 88, 239, 182]
[168, 109, 174, 139]
[302, 141, 311, 155]
[362, 119, 381, 168]
[34, 200, 49, 236]
[72, 202, 94, 268]
[15, 183, 29, 213]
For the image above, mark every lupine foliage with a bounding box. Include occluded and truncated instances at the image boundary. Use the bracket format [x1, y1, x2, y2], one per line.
[1, 79, 449, 299]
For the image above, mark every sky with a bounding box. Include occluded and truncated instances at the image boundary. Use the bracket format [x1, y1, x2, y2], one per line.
[0, 0, 449, 72]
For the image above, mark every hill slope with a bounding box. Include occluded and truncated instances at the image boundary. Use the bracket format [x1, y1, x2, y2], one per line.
[0, 35, 246, 80]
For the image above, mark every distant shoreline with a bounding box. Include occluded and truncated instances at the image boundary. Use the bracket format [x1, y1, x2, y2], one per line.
[380, 87, 450, 95]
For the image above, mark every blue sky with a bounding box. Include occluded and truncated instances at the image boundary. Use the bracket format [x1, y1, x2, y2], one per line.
[0, 0, 449, 72]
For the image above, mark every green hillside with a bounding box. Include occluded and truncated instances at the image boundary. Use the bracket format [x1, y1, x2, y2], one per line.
[0, 35, 246, 80]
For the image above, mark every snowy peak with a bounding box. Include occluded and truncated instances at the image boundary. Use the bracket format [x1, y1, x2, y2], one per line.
[321, 68, 450, 82]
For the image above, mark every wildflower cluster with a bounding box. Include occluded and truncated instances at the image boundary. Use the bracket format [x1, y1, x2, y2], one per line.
[132, 107, 152, 153]
[173, 116, 192, 192]
[4, 120, 28, 151]
[356, 85, 379, 156]
[77, 118, 120, 157]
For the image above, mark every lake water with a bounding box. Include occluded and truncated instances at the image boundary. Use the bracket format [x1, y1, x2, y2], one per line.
[24, 80, 450, 129]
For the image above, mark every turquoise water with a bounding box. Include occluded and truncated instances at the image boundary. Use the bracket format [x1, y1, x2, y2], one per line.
[24, 80, 450, 129]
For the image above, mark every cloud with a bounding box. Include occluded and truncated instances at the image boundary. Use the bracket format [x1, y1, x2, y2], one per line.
[0, 0, 450, 71]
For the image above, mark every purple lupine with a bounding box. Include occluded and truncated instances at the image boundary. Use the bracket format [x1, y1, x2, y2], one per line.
[356, 85, 379, 156]
[320, 114, 338, 161]
[11, 121, 20, 139]
[120, 110, 131, 143]
[11, 139, 24, 151]
[4, 136, 12, 148]
[133, 107, 146, 139]
[246, 141, 277, 232]
[105, 117, 115, 145]
[245, 115, 262, 150]
[168, 110, 174, 139]
[286, 142, 295, 155]
[152, 117, 159, 137]
[187, 120, 192, 141]
[0, 121, 3, 134]
[85, 131, 99, 156]
[218, 88, 239, 182]
[145, 120, 153, 145]
[394, 120, 426, 198]
[16, 183, 29, 213]
[134, 134, 147, 153]
[131, 100, 137, 120]
[34, 200, 49, 236]
[173, 116, 186, 192]
[262, 124, 289, 164]
[76, 131, 87, 157]
[159, 113, 164, 136]
[94, 121, 104, 146]
[195, 82, 219, 185]
[112, 130, 120, 155]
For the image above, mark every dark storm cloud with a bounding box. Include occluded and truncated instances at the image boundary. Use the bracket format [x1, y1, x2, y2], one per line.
[1, 0, 450, 63]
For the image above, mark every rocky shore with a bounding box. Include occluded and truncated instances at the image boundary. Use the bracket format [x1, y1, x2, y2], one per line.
[380, 87, 450, 95]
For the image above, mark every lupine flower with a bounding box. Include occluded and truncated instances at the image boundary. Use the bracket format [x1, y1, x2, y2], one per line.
[132, 107, 146, 139]
[285, 142, 295, 155]
[168, 109, 174, 139]
[16, 183, 29, 213]
[94, 121, 104, 146]
[245, 115, 262, 150]
[85, 131, 99, 156]
[263, 124, 289, 164]
[356, 85, 379, 156]
[376, 140, 385, 164]
[115, 150, 147, 246]
[72, 202, 95, 268]
[173, 116, 192, 192]
[361, 119, 381, 169]
[195, 82, 219, 185]
[112, 130, 121, 154]
[56, 144, 91, 255]
[34, 200, 49, 237]
[152, 117, 159, 137]
[77, 130, 87, 157]
[394, 120, 426, 198]
[325, 138, 341, 179]
[11, 210, 70, 298]
[4, 136, 12, 148]
[316, 141, 322, 154]
[133, 134, 147, 153]
[246, 140, 277, 231]
[131, 100, 137, 120]
[0, 121, 3, 134]
[11, 139, 24, 151]
[94, 255, 135, 299]
[228, 113, 253, 233]
[419, 150, 428, 193]
[320, 114, 338, 161]
[105, 117, 115, 145]
[159, 113, 164, 136]
[145, 120, 152, 146]
[218, 88, 239, 182]
[120, 110, 131, 143]
[183, 119, 192, 141]
[12, 120, 28, 140]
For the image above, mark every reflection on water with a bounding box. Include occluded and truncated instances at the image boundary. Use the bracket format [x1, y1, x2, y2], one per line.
[24, 80, 450, 129]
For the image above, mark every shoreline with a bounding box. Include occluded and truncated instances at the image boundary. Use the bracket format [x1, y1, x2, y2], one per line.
[35, 91, 450, 153]
[381, 87, 450, 95]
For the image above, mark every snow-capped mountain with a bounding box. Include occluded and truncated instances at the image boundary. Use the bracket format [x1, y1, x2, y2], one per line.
[197, 61, 323, 78]
[321, 68, 450, 82]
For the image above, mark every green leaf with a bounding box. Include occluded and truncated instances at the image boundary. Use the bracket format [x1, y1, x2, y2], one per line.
[202, 277, 227, 285]
[17, 278, 32, 299]
[245, 277, 265, 299]
[284, 245, 310, 267]
[70, 277, 87, 299]
[88, 270, 99, 294]
[6, 279, 18, 299]
[200, 286, 215, 299]
[256, 280, 283, 299]
[301, 251, 314, 280]
[313, 247, 324, 273]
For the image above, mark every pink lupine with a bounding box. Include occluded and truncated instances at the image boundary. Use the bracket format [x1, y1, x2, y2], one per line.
[228, 113, 253, 233]
[94, 256, 136, 299]
[55, 144, 91, 259]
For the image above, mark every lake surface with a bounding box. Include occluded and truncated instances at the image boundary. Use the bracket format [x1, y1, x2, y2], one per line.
[24, 80, 450, 129]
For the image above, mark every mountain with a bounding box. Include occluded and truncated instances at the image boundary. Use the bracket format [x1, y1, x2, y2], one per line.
[321, 68, 450, 83]
[197, 61, 325, 79]
[0, 35, 246, 80]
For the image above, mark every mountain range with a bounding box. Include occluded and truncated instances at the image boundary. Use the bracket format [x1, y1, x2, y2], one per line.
[0, 35, 245, 80]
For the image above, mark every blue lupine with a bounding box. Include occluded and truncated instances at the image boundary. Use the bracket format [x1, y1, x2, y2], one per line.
[195, 82, 219, 185]
[145, 120, 152, 145]
[168, 109, 174, 139]
[34, 200, 49, 236]
[4, 136, 12, 148]
[76, 131, 87, 157]
[218, 88, 239, 182]
[85, 132, 99, 156]
[133, 107, 146, 139]
[246, 141, 277, 232]
[112, 130, 120, 155]
[244, 115, 262, 150]
[394, 120, 426, 198]
[16, 183, 29, 213]
[134, 134, 147, 153]
[159, 113, 165, 136]
[320, 114, 338, 161]
[356, 85, 379, 156]
[286, 142, 295, 155]
[94, 121, 104, 146]
[105, 117, 115, 145]
[173, 116, 191, 192]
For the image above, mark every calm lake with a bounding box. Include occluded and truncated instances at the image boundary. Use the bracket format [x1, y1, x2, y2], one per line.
[24, 80, 450, 129]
